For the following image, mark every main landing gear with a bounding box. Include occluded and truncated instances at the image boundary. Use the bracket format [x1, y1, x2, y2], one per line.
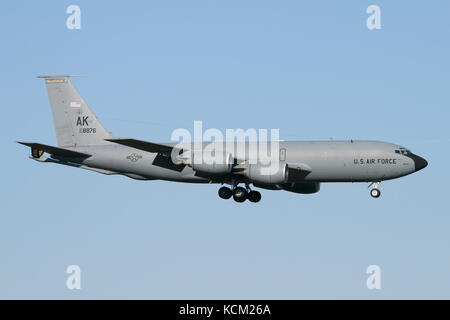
[218, 185, 261, 203]
[218, 186, 233, 199]
[369, 182, 381, 198]
[233, 186, 247, 203]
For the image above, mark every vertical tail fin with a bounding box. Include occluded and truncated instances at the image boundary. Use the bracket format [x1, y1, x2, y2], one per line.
[37, 75, 113, 147]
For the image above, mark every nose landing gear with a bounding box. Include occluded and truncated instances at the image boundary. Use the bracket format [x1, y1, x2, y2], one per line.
[369, 182, 381, 198]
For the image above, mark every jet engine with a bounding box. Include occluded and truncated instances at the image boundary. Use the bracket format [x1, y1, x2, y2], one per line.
[247, 162, 289, 184]
[190, 150, 233, 175]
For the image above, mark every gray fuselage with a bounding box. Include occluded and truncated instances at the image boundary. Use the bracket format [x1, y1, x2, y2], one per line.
[65, 140, 427, 184]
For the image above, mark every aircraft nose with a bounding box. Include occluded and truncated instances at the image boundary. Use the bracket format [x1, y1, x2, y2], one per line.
[411, 154, 428, 172]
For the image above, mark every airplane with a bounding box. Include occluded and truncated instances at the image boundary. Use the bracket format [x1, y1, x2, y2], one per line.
[18, 75, 428, 203]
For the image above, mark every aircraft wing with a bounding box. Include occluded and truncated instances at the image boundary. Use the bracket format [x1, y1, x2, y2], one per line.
[105, 138, 173, 153]
[18, 141, 91, 158]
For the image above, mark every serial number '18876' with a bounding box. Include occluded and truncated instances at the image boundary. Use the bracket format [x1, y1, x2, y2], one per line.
[79, 128, 96, 134]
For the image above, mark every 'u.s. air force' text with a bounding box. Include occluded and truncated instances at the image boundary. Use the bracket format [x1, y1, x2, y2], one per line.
[354, 158, 397, 165]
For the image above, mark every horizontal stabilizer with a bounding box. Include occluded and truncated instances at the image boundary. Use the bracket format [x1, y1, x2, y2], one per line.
[105, 138, 173, 153]
[36, 75, 87, 79]
[18, 141, 91, 158]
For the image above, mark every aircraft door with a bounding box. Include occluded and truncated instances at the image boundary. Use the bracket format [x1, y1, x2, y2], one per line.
[280, 148, 286, 161]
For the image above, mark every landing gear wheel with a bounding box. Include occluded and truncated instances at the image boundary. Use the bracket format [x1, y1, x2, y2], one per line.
[370, 188, 381, 198]
[218, 186, 232, 199]
[248, 191, 262, 203]
[233, 186, 247, 203]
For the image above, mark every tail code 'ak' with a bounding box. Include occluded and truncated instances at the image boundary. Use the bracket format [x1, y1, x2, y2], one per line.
[37, 75, 112, 147]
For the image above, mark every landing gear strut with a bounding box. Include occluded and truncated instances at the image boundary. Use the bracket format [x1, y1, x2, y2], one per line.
[370, 182, 381, 198]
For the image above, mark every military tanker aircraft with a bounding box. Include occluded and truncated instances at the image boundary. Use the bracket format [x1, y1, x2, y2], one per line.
[18, 76, 428, 203]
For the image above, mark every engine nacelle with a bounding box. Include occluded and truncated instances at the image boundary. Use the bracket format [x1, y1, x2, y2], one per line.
[247, 163, 289, 184]
[283, 182, 320, 194]
[190, 151, 233, 175]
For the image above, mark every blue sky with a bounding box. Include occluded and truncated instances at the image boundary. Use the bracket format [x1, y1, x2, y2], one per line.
[0, 1, 449, 299]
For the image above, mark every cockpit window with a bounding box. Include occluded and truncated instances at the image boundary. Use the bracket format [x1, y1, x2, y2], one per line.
[395, 148, 411, 155]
